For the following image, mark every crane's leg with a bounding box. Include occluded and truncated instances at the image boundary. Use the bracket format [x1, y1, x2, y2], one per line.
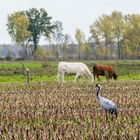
[104, 110, 108, 120]
[110, 111, 118, 119]
[114, 111, 118, 118]
[109, 113, 114, 120]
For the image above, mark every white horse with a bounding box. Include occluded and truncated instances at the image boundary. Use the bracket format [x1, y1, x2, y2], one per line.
[57, 61, 93, 81]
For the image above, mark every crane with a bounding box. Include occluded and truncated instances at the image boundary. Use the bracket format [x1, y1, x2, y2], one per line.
[95, 83, 118, 118]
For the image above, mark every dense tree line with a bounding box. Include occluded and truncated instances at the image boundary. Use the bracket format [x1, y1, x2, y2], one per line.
[6, 9, 140, 60]
[90, 11, 140, 59]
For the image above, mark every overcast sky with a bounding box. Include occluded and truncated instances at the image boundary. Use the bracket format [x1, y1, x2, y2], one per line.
[1, 0, 140, 44]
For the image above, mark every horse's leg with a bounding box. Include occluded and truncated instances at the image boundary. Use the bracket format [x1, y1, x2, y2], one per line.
[93, 74, 96, 81]
[75, 72, 81, 81]
[62, 72, 65, 82]
[57, 72, 60, 81]
[104, 70, 109, 82]
[91, 75, 94, 82]
[106, 76, 110, 83]
[97, 75, 100, 81]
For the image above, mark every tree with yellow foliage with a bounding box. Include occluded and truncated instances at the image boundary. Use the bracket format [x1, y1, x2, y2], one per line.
[7, 11, 31, 44]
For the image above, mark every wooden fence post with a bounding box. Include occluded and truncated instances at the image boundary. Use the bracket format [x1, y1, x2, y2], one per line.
[26, 68, 30, 84]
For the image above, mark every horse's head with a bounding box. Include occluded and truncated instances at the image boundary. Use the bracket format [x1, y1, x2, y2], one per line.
[113, 73, 118, 80]
[87, 73, 94, 81]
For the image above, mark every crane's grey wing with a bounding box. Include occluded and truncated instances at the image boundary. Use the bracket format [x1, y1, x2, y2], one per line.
[99, 96, 117, 111]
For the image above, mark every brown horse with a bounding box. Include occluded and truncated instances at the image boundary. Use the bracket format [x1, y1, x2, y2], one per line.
[93, 64, 118, 81]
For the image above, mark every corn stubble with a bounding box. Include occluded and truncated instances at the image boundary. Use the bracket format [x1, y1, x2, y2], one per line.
[0, 81, 139, 139]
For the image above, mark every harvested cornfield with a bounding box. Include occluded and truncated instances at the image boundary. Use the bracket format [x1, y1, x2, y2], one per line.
[0, 81, 139, 139]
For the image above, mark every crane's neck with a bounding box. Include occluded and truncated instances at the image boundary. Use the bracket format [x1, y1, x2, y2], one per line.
[96, 87, 100, 99]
